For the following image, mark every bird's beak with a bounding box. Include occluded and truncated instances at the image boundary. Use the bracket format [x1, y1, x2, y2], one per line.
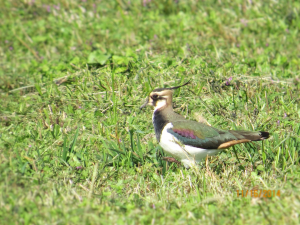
[140, 97, 149, 109]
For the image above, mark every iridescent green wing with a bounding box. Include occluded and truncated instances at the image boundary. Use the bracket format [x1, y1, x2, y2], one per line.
[168, 120, 238, 149]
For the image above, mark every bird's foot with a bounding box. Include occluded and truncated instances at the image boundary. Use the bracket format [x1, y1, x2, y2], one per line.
[162, 157, 181, 165]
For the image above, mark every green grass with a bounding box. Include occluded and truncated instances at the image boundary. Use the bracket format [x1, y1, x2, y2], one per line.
[1, 0, 300, 224]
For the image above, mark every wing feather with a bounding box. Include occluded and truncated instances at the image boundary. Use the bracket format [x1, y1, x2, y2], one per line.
[168, 120, 238, 149]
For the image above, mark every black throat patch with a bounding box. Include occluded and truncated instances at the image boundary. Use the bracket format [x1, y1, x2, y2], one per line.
[152, 108, 169, 142]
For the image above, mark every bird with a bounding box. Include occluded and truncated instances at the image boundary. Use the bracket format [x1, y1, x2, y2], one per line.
[140, 81, 270, 168]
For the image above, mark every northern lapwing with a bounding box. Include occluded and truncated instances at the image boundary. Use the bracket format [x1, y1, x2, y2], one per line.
[140, 81, 270, 168]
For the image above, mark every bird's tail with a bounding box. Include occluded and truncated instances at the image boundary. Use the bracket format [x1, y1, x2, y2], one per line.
[229, 130, 270, 141]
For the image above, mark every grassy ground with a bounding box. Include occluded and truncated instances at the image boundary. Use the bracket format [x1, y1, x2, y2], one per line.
[1, 0, 300, 224]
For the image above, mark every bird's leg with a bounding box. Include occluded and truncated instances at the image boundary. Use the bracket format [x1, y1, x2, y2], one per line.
[205, 155, 209, 173]
[162, 157, 181, 165]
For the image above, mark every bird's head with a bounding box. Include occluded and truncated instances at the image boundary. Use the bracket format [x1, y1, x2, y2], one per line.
[140, 81, 190, 111]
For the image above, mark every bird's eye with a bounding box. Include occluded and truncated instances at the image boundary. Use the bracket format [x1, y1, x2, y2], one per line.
[151, 94, 158, 100]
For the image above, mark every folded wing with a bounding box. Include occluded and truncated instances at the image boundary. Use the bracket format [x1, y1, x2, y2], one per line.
[168, 120, 269, 149]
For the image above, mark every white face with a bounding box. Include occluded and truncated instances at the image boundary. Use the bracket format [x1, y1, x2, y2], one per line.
[148, 90, 172, 111]
[153, 98, 167, 110]
[140, 89, 173, 111]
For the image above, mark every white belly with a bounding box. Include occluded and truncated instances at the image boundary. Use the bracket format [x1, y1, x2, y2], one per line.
[159, 123, 222, 168]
